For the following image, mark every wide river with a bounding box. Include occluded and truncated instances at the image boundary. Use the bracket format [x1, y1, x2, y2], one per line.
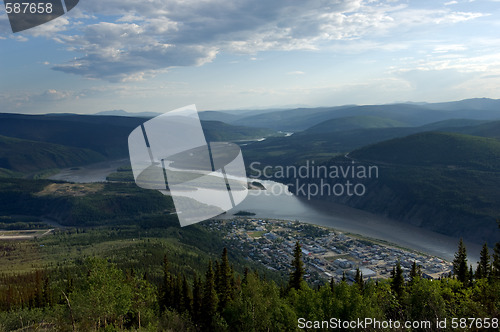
[50, 162, 481, 263]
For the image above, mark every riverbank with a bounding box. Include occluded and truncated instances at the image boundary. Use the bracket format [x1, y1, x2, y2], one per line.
[47, 161, 482, 264]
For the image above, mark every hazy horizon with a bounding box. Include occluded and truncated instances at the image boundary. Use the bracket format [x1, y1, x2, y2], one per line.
[1, 96, 499, 116]
[1, 0, 500, 114]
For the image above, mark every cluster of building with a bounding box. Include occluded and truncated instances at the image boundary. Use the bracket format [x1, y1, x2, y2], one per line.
[205, 217, 452, 283]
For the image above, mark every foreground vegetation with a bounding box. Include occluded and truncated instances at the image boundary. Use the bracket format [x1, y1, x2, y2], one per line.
[0, 224, 499, 331]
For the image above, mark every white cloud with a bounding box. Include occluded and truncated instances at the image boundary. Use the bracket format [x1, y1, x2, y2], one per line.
[0, 88, 78, 112]
[1, 0, 486, 82]
[52, 21, 219, 81]
[25, 17, 70, 38]
[432, 44, 467, 53]
[287, 71, 305, 75]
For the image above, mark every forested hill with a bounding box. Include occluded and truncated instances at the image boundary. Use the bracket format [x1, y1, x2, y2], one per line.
[0, 114, 145, 158]
[0, 113, 276, 158]
[350, 131, 500, 171]
[0, 113, 276, 177]
[287, 131, 500, 244]
[0, 135, 105, 175]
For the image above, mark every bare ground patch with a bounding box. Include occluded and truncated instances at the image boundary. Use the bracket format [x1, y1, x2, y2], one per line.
[35, 183, 104, 197]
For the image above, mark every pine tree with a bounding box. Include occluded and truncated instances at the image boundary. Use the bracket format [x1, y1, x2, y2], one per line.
[159, 254, 170, 311]
[409, 261, 422, 284]
[288, 241, 305, 290]
[391, 261, 404, 298]
[493, 242, 500, 279]
[201, 260, 218, 329]
[453, 238, 468, 284]
[354, 268, 364, 290]
[192, 274, 203, 324]
[216, 247, 233, 312]
[173, 275, 182, 311]
[214, 261, 221, 290]
[242, 267, 249, 285]
[475, 242, 490, 279]
[341, 271, 346, 282]
[181, 275, 191, 313]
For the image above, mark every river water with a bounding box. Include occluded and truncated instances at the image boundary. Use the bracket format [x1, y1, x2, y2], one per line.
[48, 159, 129, 183]
[49, 162, 481, 263]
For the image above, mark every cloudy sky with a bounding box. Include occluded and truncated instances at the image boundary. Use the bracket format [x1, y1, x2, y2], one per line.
[1, 0, 499, 114]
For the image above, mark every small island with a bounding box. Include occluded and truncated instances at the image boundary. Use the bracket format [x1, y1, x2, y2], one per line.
[233, 210, 256, 216]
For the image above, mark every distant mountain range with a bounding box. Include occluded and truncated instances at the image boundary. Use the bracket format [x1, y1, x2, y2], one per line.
[228, 98, 500, 131]
[94, 98, 500, 132]
[94, 110, 162, 118]
[243, 118, 500, 165]
[1, 98, 499, 244]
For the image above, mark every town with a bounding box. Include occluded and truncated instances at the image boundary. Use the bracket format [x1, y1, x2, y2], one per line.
[206, 216, 453, 284]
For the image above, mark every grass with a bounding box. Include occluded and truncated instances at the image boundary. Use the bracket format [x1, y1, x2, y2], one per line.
[247, 231, 266, 238]
[323, 254, 351, 261]
[0, 229, 50, 237]
[0, 241, 46, 274]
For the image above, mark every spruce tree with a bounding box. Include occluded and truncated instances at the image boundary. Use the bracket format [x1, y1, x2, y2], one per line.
[409, 261, 422, 284]
[242, 267, 249, 285]
[192, 274, 202, 323]
[391, 261, 404, 298]
[181, 275, 191, 313]
[173, 275, 182, 311]
[453, 238, 468, 284]
[201, 260, 218, 329]
[475, 242, 490, 279]
[354, 268, 364, 290]
[159, 254, 171, 311]
[216, 247, 233, 311]
[288, 241, 305, 290]
[493, 242, 500, 279]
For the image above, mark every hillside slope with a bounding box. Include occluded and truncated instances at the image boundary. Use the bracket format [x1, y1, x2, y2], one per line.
[286, 132, 500, 244]
[0, 135, 105, 174]
[243, 117, 500, 168]
[0, 113, 277, 160]
[305, 116, 406, 133]
[349, 132, 500, 171]
[201, 120, 276, 141]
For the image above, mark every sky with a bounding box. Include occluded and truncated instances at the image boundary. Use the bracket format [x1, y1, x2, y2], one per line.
[1, 0, 500, 114]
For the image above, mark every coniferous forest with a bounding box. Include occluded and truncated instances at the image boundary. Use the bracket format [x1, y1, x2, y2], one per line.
[0, 232, 499, 331]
